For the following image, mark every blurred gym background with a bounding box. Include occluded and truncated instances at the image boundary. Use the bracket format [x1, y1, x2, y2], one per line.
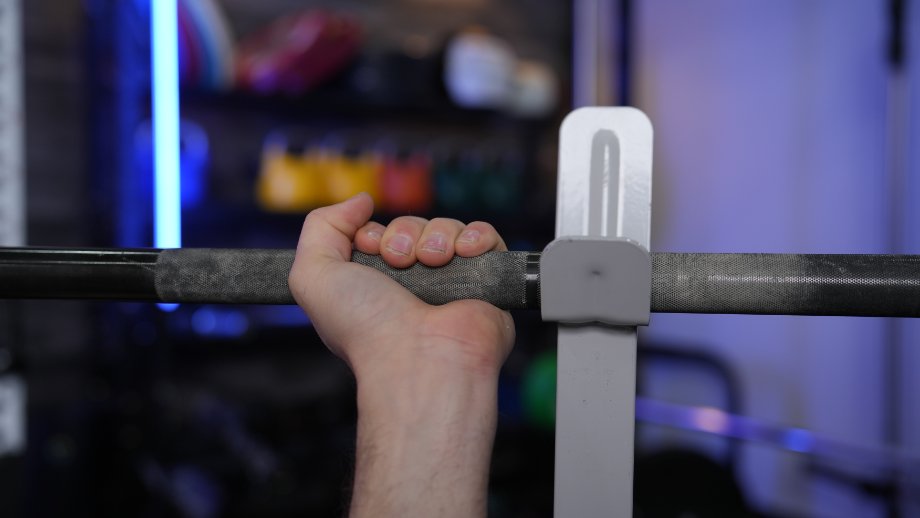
[0, 0, 917, 516]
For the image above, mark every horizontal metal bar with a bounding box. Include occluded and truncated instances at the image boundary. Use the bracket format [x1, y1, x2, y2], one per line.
[2, 247, 920, 318]
[0, 247, 161, 301]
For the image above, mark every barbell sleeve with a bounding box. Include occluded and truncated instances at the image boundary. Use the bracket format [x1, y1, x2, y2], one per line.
[2, 247, 920, 318]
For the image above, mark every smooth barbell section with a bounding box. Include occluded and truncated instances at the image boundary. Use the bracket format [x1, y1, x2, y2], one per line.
[2, 247, 920, 318]
[0, 247, 161, 301]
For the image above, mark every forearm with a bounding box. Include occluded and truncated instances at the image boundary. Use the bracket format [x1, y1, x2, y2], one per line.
[349, 359, 499, 518]
[290, 196, 515, 516]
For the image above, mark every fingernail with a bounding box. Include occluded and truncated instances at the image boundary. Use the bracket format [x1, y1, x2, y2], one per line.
[458, 229, 480, 244]
[386, 233, 413, 256]
[367, 229, 382, 241]
[421, 232, 448, 254]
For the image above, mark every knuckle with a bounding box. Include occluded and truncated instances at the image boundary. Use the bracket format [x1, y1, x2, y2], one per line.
[470, 220, 496, 232]
[388, 216, 427, 234]
[303, 209, 326, 226]
[429, 217, 463, 228]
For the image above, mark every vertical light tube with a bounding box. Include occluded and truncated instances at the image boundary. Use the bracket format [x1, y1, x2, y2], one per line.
[152, 0, 181, 249]
[152, 0, 181, 310]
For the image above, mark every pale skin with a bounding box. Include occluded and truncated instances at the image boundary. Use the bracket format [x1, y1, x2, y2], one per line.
[288, 193, 515, 518]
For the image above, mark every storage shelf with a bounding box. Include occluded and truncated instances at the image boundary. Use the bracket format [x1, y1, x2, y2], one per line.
[180, 198, 556, 250]
[180, 87, 558, 127]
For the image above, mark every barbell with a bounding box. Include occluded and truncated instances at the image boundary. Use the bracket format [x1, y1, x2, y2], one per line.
[2, 246, 919, 318]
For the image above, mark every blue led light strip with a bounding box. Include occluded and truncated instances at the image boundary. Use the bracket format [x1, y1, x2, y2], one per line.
[152, 0, 181, 311]
[634, 397, 918, 470]
[151, 0, 181, 250]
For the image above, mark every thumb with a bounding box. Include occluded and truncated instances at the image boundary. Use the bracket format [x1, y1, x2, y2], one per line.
[295, 192, 375, 263]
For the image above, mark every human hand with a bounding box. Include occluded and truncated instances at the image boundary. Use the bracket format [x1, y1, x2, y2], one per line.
[288, 192, 516, 383]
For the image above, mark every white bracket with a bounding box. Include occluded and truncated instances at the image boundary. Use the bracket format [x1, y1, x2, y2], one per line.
[552, 107, 653, 518]
[541, 236, 651, 326]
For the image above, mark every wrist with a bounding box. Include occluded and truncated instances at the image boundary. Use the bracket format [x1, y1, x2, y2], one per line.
[350, 346, 499, 518]
[354, 342, 500, 423]
[350, 333, 506, 387]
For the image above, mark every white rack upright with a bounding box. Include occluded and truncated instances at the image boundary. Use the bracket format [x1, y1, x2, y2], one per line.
[0, 0, 24, 247]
